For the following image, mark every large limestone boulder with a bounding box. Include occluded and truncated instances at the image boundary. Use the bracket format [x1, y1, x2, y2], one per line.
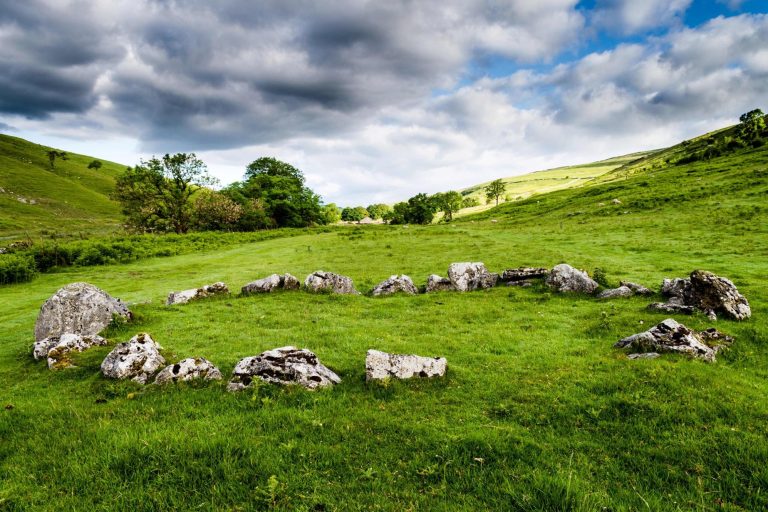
[34, 282, 131, 342]
[304, 271, 359, 294]
[227, 346, 341, 391]
[371, 275, 418, 296]
[166, 282, 229, 305]
[365, 350, 447, 380]
[426, 274, 454, 292]
[33, 333, 107, 369]
[241, 273, 300, 294]
[101, 333, 166, 384]
[154, 357, 222, 384]
[657, 271, 751, 320]
[500, 267, 549, 282]
[545, 264, 599, 294]
[614, 318, 733, 362]
[447, 262, 498, 291]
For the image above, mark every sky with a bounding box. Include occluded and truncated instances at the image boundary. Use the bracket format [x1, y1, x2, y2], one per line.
[1, 0, 767, 206]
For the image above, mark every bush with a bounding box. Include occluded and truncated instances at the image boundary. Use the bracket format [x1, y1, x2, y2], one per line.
[0, 254, 37, 284]
[592, 267, 610, 288]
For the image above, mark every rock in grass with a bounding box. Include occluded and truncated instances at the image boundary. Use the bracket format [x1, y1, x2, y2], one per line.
[365, 350, 447, 380]
[227, 346, 340, 391]
[500, 267, 549, 282]
[628, 352, 660, 360]
[166, 282, 229, 305]
[545, 264, 599, 294]
[34, 282, 131, 342]
[426, 274, 454, 292]
[304, 271, 359, 294]
[101, 333, 166, 384]
[33, 333, 107, 369]
[614, 318, 733, 362]
[447, 262, 498, 291]
[647, 302, 696, 315]
[371, 275, 418, 296]
[154, 357, 222, 384]
[620, 281, 654, 296]
[597, 286, 634, 299]
[241, 273, 300, 294]
[656, 271, 750, 321]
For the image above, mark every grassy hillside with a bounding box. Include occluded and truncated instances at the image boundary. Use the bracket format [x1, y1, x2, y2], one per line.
[0, 134, 125, 240]
[0, 134, 766, 509]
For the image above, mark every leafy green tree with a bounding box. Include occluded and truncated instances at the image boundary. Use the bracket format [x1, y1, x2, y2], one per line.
[404, 193, 437, 225]
[87, 160, 102, 170]
[341, 206, 368, 222]
[461, 196, 480, 208]
[739, 108, 766, 140]
[366, 203, 391, 220]
[46, 150, 67, 169]
[322, 203, 342, 224]
[484, 179, 506, 207]
[383, 202, 409, 224]
[432, 191, 463, 221]
[192, 190, 243, 231]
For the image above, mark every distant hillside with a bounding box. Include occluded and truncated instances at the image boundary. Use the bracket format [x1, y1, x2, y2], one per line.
[0, 134, 126, 240]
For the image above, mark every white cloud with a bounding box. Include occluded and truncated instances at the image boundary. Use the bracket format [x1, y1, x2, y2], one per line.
[592, 0, 692, 34]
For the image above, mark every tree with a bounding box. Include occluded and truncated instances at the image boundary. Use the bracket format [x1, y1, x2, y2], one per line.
[484, 179, 506, 207]
[46, 150, 67, 169]
[383, 202, 408, 224]
[366, 203, 391, 220]
[341, 206, 368, 222]
[739, 108, 766, 140]
[192, 190, 243, 231]
[432, 191, 463, 222]
[322, 203, 342, 224]
[87, 160, 102, 170]
[461, 196, 480, 208]
[404, 193, 437, 225]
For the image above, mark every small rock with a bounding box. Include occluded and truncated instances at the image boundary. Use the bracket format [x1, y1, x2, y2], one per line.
[545, 264, 599, 294]
[507, 280, 533, 287]
[425, 274, 455, 292]
[500, 267, 549, 282]
[365, 349, 447, 380]
[597, 286, 634, 299]
[614, 318, 732, 362]
[227, 346, 340, 391]
[241, 273, 300, 294]
[447, 262, 498, 291]
[648, 302, 696, 314]
[166, 282, 229, 305]
[628, 352, 660, 360]
[620, 281, 654, 295]
[371, 275, 418, 296]
[304, 271, 359, 294]
[611, 198, 622, 205]
[34, 333, 107, 369]
[101, 333, 166, 384]
[155, 357, 222, 384]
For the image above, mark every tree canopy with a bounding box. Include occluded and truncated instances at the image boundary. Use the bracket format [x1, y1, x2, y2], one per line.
[484, 179, 506, 207]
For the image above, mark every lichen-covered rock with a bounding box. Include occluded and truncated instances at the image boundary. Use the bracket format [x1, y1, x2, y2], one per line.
[34, 282, 131, 342]
[425, 274, 454, 292]
[648, 302, 695, 315]
[154, 357, 222, 384]
[365, 350, 447, 380]
[500, 267, 549, 282]
[241, 273, 300, 294]
[657, 271, 750, 321]
[101, 333, 166, 384]
[620, 281, 653, 296]
[447, 262, 498, 291]
[166, 282, 229, 305]
[371, 275, 418, 296]
[33, 333, 107, 369]
[282, 273, 300, 290]
[545, 264, 599, 294]
[614, 319, 733, 362]
[597, 286, 634, 299]
[227, 346, 340, 391]
[304, 271, 359, 294]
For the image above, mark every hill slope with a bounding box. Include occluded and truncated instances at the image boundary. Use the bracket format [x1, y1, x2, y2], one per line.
[0, 134, 126, 240]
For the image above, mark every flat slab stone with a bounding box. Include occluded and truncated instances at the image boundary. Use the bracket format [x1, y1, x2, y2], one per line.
[155, 357, 222, 384]
[371, 275, 418, 296]
[227, 346, 340, 391]
[166, 282, 229, 305]
[500, 267, 549, 282]
[101, 333, 166, 384]
[33, 333, 107, 369]
[365, 350, 447, 380]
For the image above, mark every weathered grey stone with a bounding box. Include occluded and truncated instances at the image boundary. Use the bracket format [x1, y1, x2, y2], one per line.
[101, 333, 166, 384]
[282, 273, 300, 290]
[500, 267, 549, 282]
[628, 352, 660, 360]
[166, 282, 229, 305]
[447, 262, 498, 291]
[648, 302, 695, 315]
[154, 357, 222, 384]
[657, 271, 751, 321]
[371, 275, 418, 296]
[34, 282, 131, 342]
[620, 281, 654, 295]
[33, 333, 107, 369]
[227, 346, 340, 391]
[241, 273, 299, 294]
[545, 264, 599, 294]
[426, 274, 454, 292]
[507, 280, 533, 287]
[304, 271, 359, 294]
[597, 286, 634, 299]
[614, 318, 733, 362]
[365, 350, 447, 380]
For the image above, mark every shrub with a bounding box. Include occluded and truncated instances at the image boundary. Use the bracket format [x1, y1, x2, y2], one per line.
[0, 254, 37, 284]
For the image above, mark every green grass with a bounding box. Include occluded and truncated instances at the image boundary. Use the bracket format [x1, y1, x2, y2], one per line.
[1, 134, 767, 510]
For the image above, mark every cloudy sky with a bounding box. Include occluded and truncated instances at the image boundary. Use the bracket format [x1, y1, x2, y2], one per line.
[2, 0, 767, 205]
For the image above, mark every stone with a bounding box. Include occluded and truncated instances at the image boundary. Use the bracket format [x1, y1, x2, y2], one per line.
[447, 262, 498, 291]
[166, 282, 229, 305]
[371, 275, 418, 296]
[628, 352, 660, 360]
[611, 198, 622, 205]
[648, 302, 695, 315]
[507, 280, 533, 287]
[620, 281, 654, 295]
[426, 274, 454, 292]
[365, 350, 447, 380]
[34, 282, 131, 342]
[101, 333, 166, 384]
[545, 264, 599, 294]
[241, 273, 300, 294]
[154, 357, 223, 384]
[597, 286, 634, 299]
[500, 267, 549, 282]
[304, 271, 359, 294]
[33, 333, 107, 369]
[656, 271, 751, 321]
[227, 346, 340, 391]
[614, 318, 733, 362]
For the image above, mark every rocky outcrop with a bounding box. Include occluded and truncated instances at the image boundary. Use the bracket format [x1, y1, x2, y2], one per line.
[614, 318, 733, 362]
[34, 282, 131, 342]
[597, 286, 634, 299]
[101, 333, 166, 384]
[33, 333, 107, 369]
[227, 346, 341, 391]
[365, 350, 447, 380]
[304, 271, 359, 294]
[545, 264, 599, 294]
[500, 267, 549, 282]
[154, 357, 222, 384]
[241, 273, 300, 294]
[447, 262, 498, 291]
[426, 274, 454, 292]
[166, 282, 229, 305]
[371, 275, 418, 296]
[656, 271, 750, 320]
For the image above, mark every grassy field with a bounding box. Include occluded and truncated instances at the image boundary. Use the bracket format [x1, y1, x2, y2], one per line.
[0, 134, 766, 510]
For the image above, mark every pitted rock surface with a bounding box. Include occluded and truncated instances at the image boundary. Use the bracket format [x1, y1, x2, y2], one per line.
[500, 267, 549, 282]
[166, 282, 229, 305]
[597, 286, 634, 299]
[648, 302, 695, 315]
[242, 273, 300, 294]
[545, 264, 599, 294]
[426, 274, 454, 292]
[227, 346, 340, 391]
[33, 333, 107, 369]
[365, 350, 447, 380]
[34, 282, 131, 342]
[155, 357, 222, 384]
[371, 275, 418, 296]
[447, 262, 498, 291]
[614, 318, 732, 362]
[101, 333, 166, 384]
[657, 271, 750, 320]
[304, 271, 359, 294]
